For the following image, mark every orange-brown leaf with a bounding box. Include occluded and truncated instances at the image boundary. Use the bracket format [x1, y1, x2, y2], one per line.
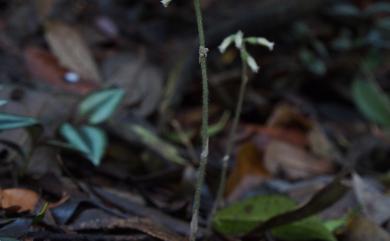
[0, 188, 39, 213]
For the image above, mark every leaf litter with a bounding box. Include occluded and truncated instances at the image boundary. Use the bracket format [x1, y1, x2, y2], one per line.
[0, 1, 389, 241]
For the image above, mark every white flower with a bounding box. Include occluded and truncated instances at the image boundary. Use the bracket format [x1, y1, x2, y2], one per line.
[161, 0, 172, 7]
[246, 37, 274, 51]
[233, 31, 244, 49]
[218, 35, 235, 53]
[243, 51, 259, 73]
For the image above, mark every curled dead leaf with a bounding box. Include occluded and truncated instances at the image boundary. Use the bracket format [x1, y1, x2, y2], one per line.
[0, 188, 39, 213]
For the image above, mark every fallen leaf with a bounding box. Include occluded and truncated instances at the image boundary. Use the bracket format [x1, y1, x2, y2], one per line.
[225, 142, 270, 201]
[244, 125, 308, 147]
[69, 217, 185, 241]
[344, 215, 390, 241]
[264, 140, 333, 179]
[45, 21, 101, 83]
[308, 124, 340, 160]
[0, 188, 39, 213]
[267, 104, 312, 131]
[103, 53, 163, 116]
[352, 173, 390, 224]
[24, 47, 98, 95]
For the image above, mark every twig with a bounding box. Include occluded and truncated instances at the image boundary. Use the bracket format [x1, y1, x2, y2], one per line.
[190, 0, 210, 240]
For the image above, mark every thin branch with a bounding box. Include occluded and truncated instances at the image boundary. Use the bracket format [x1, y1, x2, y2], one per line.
[190, 0, 210, 240]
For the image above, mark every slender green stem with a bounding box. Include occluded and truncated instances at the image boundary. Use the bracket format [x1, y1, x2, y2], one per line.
[207, 45, 249, 232]
[190, 0, 209, 240]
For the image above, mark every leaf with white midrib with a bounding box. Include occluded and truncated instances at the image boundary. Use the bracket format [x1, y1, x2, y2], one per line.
[0, 113, 38, 130]
[60, 123, 107, 166]
[78, 88, 125, 124]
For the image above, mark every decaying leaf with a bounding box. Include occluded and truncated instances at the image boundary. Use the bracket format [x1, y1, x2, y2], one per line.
[343, 215, 390, 241]
[264, 140, 333, 179]
[225, 142, 270, 201]
[103, 54, 163, 117]
[267, 104, 312, 131]
[352, 173, 390, 224]
[0, 188, 40, 213]
[69, 217, 185, 241]
[24, 47, 98, 95]
[308, 124, 340, 160]
[45, 21, 101, 83]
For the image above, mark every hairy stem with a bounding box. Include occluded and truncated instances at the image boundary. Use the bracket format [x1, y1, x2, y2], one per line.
[190, 0, 209, 240]
[207, 46, 249, 232]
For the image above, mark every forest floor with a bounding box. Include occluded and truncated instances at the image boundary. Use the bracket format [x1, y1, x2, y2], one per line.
[0, 0, 389, 241]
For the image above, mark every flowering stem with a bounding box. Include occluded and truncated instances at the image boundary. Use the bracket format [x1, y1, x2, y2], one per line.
[207, 45, 249, 232]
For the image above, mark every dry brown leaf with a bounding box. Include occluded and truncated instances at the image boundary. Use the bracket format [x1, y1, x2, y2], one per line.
[267, 104, 312, 130]
[308, 124, 340, 160]
[0, 188, 40, 213]
[45, 21, 101, 83]
[103, 53, 163, 116]
[69, 217, 185, 241]
[226, 142, 270, 202]
[264, 140, 333, 179]
[245, 125, 308, 147]
[24, 47, 98, 95]
[352, 173, 390, 224]
[344, 215, 390, 241]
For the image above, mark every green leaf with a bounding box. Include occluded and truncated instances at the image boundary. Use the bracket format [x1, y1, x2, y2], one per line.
[213, 195, 336, 241]
[60, 123, 107, 166]
[0, 113, 38, 130]
[131, 125, 186, 165]
[352, 79, 390, 126]
[324, 216, 347, 233]
[78, 88, 125, 124]
[208, 111, 230, 136]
